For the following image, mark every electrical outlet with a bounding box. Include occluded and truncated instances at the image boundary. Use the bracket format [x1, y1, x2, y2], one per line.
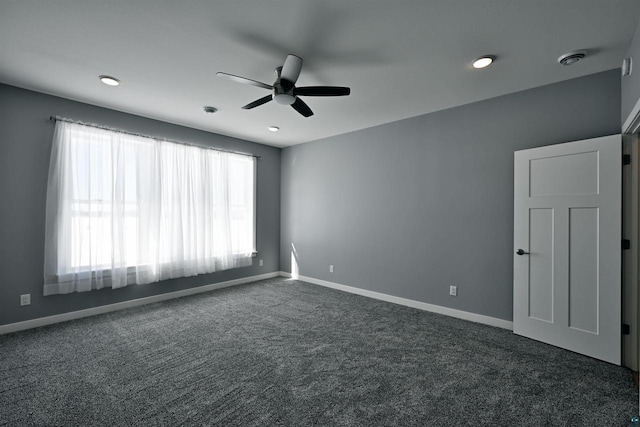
[259, 259, 264, 267]
[329, 265, 334, 273]
[449, 286, 457, 296]
[20, 294, 31, 306]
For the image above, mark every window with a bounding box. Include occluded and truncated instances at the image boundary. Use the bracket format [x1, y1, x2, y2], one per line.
[44, 121, 256, 295]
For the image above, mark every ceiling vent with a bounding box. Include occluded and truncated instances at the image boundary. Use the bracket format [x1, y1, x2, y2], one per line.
[557, 50, 587, 66]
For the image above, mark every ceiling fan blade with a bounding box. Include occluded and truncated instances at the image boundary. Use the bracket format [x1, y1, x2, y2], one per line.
[280, 54, 303, 87]
[242, 95, 273, 110]
[291, 97, 314, 117]
[295, 86, 351, 97]
[216, 72, 273, 90]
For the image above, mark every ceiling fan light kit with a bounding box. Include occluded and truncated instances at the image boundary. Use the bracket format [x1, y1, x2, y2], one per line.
[217, 54, 351, 118]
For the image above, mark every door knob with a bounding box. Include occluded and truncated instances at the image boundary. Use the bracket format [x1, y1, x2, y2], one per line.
[516, 249, 529, 255]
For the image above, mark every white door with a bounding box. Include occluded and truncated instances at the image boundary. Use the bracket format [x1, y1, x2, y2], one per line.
[513, 135, 621, 364]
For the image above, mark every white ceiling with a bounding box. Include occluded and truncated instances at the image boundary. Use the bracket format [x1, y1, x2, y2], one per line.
[1, 1, 639, 148]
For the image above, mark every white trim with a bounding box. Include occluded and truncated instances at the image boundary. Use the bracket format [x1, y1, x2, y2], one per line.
[623, 135, 639, 370]
[623, 96, 640, 135]
[252, 157, 257, 254]
[281, 272, 513, 330]
[0, 272, 281, 335]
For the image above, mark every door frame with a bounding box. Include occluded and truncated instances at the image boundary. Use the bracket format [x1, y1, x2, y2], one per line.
[622, 111, 640, 373]
[623, 105, 640, 420]
[623, 133, 639, 371]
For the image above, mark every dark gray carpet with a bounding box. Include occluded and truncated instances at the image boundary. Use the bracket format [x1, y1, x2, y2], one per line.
[0, 278, 637, 426]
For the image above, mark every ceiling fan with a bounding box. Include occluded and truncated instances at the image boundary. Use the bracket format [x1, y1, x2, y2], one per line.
[216, 54, 350, 118]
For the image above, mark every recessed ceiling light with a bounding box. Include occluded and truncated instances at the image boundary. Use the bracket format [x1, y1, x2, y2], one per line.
[472, 56, 495, 69]
[99, 75, 120, 86]
[203, 106, 218, 115]
[268, 126, 280, 132]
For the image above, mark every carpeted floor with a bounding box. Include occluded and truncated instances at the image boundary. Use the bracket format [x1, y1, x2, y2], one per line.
[0, 278, 637, 426]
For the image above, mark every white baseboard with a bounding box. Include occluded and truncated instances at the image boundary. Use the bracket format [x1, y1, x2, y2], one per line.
[281, 272, 513, 330]
[2, 271, 512, 335]
[0, 272, 282, 335]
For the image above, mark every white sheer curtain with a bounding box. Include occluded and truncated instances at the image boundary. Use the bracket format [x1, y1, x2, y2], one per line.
[44, 121, 255, 295]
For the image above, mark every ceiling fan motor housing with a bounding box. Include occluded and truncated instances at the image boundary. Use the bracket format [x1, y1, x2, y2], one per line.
[273, 78, 296, 105]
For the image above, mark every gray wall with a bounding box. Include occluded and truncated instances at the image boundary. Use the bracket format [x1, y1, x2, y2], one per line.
[623, 16, 640, 126]
[280, 70, 621, 322]
[0, 84, 281, 327]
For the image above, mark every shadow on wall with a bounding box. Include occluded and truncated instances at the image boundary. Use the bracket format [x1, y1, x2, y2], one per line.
[291, 242, 299, 279]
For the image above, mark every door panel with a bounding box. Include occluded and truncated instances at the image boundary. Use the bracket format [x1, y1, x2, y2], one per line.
[514, 135, 621, 364]
[568, 207, 598, 334]
[528, 208, 554, 323]
[529, 151, 599, 196]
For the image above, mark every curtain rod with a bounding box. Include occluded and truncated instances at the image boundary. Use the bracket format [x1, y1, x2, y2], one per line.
[49, 116, 262, 160]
